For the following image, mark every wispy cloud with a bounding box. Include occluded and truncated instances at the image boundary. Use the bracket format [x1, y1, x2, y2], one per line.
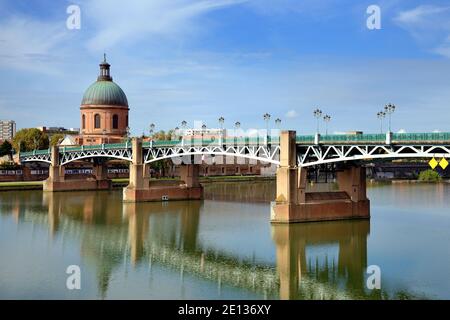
[395, 5, 450, 25]
[394, 5, 450, 58]
[0, 17, 70, 73]
[83, 0, 247, 52]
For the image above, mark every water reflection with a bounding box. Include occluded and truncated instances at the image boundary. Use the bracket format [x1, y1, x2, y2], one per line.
[272, 220, 371, 299]
[0, 187, 427, 299]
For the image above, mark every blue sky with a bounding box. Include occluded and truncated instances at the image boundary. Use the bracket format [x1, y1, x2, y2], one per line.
[0, 0, 450, 135]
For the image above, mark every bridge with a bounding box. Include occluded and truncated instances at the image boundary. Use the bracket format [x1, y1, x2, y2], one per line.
[20, 132, 450, 167]
[19, 130, 450, 223]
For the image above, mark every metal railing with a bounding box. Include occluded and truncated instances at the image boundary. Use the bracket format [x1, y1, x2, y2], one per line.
[19, 132, 450, 157]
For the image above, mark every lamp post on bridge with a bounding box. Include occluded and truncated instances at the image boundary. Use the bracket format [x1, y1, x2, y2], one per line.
[377, 111, 386, 133]
[275, 118, 281, 129]
[218, 117, 224, 129]
[149, 123, 155, 137]
[323, 114, 331, 135]
[384, 103, 396, 132]
[313, 108, 322, 134]
[263, 113, 271, 143]
[181, 120, 187, 136]
[234, 121, 241, 145]
[201, 124, 207, 144]
[218, 116, 225, 144]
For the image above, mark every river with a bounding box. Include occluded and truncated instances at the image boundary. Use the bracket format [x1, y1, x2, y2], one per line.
[0, 181, 449, 299]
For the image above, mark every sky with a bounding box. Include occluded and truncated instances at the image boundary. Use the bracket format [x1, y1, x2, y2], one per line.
[0, 0, 450, 135]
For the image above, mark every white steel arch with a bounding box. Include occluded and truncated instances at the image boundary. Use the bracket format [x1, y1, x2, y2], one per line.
[143, 145, 281, 165]
[60, 148, 132, 165]
[297, 144, 450, 167]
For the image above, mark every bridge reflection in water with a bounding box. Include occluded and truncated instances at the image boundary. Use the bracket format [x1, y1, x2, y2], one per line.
[1, 189, 413, 299]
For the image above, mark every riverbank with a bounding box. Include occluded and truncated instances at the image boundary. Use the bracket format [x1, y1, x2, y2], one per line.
[0, 175, 275, 191]
[3, 176, 449, 192]
[369, 179, 450, 185]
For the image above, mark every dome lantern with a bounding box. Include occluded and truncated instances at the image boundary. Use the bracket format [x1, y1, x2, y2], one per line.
[98, 53, 112, 81]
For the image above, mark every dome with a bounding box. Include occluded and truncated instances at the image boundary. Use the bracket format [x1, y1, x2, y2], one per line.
[81, 80, 128, 107]
[81, 55, 129, 107]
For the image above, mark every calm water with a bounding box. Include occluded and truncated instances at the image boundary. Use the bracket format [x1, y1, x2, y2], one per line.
[0, 182, 449, 299]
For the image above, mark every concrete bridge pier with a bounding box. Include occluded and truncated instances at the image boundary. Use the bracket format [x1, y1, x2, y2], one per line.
[43, 146, 112, 192]
[123, 138, 203, 202]
[271, 131, 370, 223]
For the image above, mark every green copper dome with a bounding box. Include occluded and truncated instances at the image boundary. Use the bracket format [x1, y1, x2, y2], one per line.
[81, 55, 129, 107]
[81, 80, 128, 107]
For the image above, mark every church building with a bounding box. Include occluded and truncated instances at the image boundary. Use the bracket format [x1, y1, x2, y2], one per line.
[77, 56, 129, 145]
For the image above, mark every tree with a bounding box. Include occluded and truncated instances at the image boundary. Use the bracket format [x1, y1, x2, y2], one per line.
[0, 140, 13, 157]
[12, 128, 49, 152]
[418, 169, 441, 182]
[50, 134, 65, 147]
[152, 130, 173, 141]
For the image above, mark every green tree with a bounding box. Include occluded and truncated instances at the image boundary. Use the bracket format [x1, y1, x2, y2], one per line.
[152, 130, 177, 141]
[418, 169, 442, 182]
[12, 128, 49, 152]
[0, 140, 13, 156]
[50, 134, 65, 146]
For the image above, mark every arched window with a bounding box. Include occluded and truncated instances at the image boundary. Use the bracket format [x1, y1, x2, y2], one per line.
[94, 114, 101, 129]
[112, 114, 119, 129]
[82, 115, 86, 129]
[126, 115, 129, 127]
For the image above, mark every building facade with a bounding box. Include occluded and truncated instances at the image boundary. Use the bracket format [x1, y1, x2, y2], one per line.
[0, 120, 16, 141]
[37, 126, 79, 139]
[77, 56, 129, 145]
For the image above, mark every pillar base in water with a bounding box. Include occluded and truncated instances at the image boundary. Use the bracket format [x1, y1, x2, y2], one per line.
[271, 194, 370, 224]
[43, 179, 112, 192]
[123, 185, 203, 202]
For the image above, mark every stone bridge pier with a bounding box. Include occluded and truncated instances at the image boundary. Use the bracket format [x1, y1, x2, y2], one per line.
[271, 131, 370, 223]
[123, 138, 203, 202]
[43, 146, 112, 192]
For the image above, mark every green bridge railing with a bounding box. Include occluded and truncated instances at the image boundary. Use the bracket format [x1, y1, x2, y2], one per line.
[19, 132, 450, 157]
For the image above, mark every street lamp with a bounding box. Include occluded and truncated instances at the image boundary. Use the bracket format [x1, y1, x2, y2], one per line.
[181, 120, 187, 128]
[218, 117, 225, 143]
[149, 123, 155, 136]
[313, 108, 322, 134]
[201, 124, 207, 144]
[102, 129, 107, 144]
[263, 113, 271, 135]
[234, 121, 241, 144]
[384, 103, 396, 132]
[323, 115, 331, 135]
[126, 126, 130, 140]
[275, 118, 281, 130]
[377, 111, 386, 133]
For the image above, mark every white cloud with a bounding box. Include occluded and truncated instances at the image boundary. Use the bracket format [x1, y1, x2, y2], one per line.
[397, 129, 407, 134]
[285, 110, 298, 118]
[83, 0, 247, 52]
[0, 17, 71, 73]
[395, 5, 450, 25]
[434, 36, 450, 58]
[394, 5, 450, 58]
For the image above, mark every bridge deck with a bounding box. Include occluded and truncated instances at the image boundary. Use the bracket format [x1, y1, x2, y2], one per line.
[18, 132, 450, 157]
